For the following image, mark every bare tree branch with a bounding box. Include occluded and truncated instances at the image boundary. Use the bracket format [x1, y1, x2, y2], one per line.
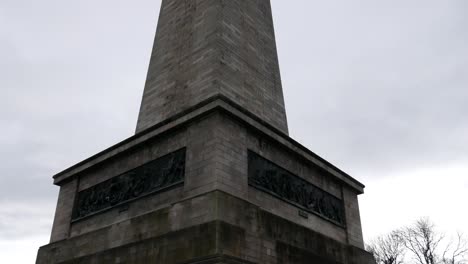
[400, 218, 444, 264]
[368, 218, 467, 264]
[442, 232, 468, 264]
[399, 218, 468, 264]
[367, 231, 405, 264]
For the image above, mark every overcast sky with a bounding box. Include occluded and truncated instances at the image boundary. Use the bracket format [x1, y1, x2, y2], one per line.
[1, 0, 467, 263]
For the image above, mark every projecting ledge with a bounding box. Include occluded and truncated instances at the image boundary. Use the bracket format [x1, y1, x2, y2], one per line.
[52, 95, 365, 194]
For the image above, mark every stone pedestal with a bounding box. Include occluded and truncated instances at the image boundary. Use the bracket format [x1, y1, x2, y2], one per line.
[37, 99, 374, 263]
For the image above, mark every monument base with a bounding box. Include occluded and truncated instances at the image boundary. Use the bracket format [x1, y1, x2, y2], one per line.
[37, 191, 374, 264]
[37, 97, 375, 264]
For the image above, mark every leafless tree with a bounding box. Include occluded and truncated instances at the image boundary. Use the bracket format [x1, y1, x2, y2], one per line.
[367, 231, 405, 264]
[400, 218, 468, 264]
[401, 218, 443, 264]
[441, 232, 468, 264]
[368, 218, 468, 264]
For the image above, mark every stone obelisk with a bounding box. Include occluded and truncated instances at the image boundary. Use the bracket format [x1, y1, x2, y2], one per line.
[36, 1, 376, 263]
[136, 0, 288, 135]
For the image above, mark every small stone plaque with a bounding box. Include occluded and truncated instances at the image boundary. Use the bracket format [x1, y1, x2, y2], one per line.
[72, 148, 186, 220]
[298, 210, 309, 219]
[248, 150, 345, 226]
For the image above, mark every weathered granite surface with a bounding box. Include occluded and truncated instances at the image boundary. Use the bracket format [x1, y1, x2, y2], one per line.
[38, 106, 374, 263]
[38, 191, 374, 264]
[136, 0, 288, 134]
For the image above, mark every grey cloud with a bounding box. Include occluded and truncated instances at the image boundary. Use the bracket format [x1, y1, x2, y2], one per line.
[273, 0, 468, 177]
[0, 202, 55, 240]
[0, 0, 163, 241]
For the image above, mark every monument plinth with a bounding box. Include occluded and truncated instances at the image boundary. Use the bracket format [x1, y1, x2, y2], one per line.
[36, 1, 375, 263]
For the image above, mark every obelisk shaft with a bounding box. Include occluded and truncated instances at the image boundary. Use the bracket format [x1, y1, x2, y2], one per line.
[136, 0, 288, 134]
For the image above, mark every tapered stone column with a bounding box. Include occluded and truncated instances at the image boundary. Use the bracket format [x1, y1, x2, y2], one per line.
[136, 0, 288, 135]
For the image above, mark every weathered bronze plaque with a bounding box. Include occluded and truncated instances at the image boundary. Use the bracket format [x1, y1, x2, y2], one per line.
[248, 151, 345, 226]
[72, 148, 186, 220]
